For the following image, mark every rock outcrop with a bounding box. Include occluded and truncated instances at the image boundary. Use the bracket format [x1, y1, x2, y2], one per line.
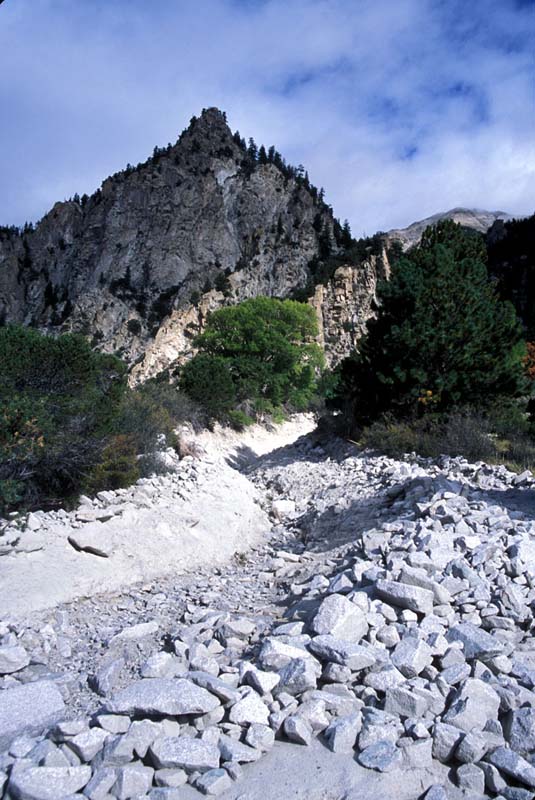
[0, 108, 384, 378]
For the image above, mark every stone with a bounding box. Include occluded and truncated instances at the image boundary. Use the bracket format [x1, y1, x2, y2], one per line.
[277, 658, 318, 695]
[154, 768, 188, 787]
[432, 722, 463, 762]
[149, 737, 220, 772]
[95, 714, 130, 734]
[486, 746, 535, 789]
[283, 715, 313, 745]
[271, 499, 296, 520]
[399, 566, 452, 605]
[443, 678, 500, 732]
[113, 764, 154, 799]
[0, 645, 30, 675]
[51, 718, 89, 741]
[218, 735, 261, 764]
[391, 636, 433, 678]
[110, 620, 159, 644]
[0, 681, 65, 750]
[7, 766, 92, 800]
[67, 728, 109, 761]
[83, 767, 117, 800]
[257, 638, 313, 671]
[375, 579, 434, 615]
[149, 788, 184, 800]
[456, 763, 485, 794]
[308, 635, 376, 670]
[195, 768, 232, 796]
[447, 622, 504, 661]
[108, 678, 220, 716]
[423, 786, 448, 800]
[229, 688, 269, 726]
[384, 686, 431, 718]
[504, 707, 535, 755]
[324, 714, 361, 753]
[92, 658, 125, 697]
[359, 710, 403, 749]
[141, 652, 179, 679]
[363, 664, 405, 691]
[455, 730, 489, 763]
[358, 741, 402, 772]
[188, 671, 239, 703]
[243, 666, 280, 695]
[310, 594, 368, 641]
[244, 724, 275, 752]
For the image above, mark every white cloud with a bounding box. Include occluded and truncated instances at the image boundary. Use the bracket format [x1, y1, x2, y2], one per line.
[0, 0, 533, 233]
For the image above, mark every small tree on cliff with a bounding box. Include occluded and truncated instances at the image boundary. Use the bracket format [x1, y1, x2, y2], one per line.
[338, 220, 527, 424]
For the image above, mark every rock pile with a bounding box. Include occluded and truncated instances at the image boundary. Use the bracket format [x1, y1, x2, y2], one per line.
[0, 433, 534, 799]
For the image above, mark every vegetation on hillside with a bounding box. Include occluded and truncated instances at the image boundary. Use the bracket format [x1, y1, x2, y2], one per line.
[331, 220, 535, 469]
[0, 326, 201, 514]
[179, 297, 323, 426]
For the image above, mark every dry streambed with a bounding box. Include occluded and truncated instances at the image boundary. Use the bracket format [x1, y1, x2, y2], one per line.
[0, 420, 535, 800]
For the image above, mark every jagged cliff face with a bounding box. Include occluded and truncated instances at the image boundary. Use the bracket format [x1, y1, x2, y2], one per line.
[3, 108, 381, 375]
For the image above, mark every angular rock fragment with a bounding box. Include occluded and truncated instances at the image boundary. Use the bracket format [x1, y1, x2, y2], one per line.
[149, 737, 220, 772]
[358, 740, 402, 772]
[0, 681, 65, 750]
[442, 678, 500, 733]
[310, 594, 368, 641]
[284, 715, 313, 745]
[195, 767, 232, 796]
[0, 645, 30, 675]
[486, 746, 535, 789]
[375, 578, 434, 615]
[107, 678, 220, 716]
[229, 688, 269, 726]
[308, 635, 376, 670]
[447, 622, 503, 661]
[8, 765, 92, 800]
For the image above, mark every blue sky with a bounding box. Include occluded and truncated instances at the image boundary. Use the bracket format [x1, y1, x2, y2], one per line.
[1, 0, 533, 234]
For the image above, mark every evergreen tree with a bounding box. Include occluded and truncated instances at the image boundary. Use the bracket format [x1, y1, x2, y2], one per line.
[247, 138, 258, 161]
[258, 145, 268, 164]
[341, 219, 353, 249]
[338, 221, 527, 424]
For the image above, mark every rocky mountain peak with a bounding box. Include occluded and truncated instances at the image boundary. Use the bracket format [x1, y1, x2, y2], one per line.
[0, 108, 388, 380]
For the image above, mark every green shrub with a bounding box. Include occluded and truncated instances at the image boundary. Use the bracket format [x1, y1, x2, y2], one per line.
[0, 325, 127, 511]
[227, 409, 255, 430]
[84, 434, 140, 493]
[361, 405, 535, 472]
[0, 479, 23, 515]
[0, 327, 204, 512]
[180, 354, 237, 418]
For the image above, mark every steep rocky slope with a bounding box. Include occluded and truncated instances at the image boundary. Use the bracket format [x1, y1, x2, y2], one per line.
[0, 108, 387, 378]
[387, 208, 511, 251]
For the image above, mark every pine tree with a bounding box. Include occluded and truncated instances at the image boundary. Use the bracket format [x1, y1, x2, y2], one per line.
[340, 221, 527, 423]
[247, 138, 258, 161]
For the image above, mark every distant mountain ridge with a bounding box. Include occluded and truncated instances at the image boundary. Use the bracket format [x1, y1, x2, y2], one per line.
[387, 207, 511, 250]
